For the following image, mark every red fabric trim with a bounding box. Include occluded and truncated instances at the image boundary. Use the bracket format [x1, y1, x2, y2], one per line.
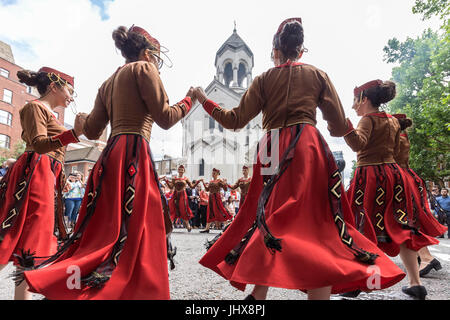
[392, 114, 407, 119]
[400, 133, 408, 137]
[276, 61, 304, 68]
[202, 99, 219, 116]
[179, 96, 192, 114]
[51, 129, 79, 146]
[366, 112, 392, 118]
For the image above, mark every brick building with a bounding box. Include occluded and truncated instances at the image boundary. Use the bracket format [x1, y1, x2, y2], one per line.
[0, 40, 65, 159]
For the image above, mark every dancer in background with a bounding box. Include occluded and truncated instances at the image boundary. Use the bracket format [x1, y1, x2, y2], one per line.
[198, 18, 405, 300]
[22, 25, 194, 299]
[345, 80, 438, 300]
[0, 66, 82, 299]
[200, 168, 232, 233]
[161, 165, 202, 232]
[392, 114, 446, 277]
[227, 165, 252, 214]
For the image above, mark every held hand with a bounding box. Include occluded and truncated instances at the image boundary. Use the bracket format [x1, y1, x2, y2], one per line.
[186, 86, 197, 104]
[194, 87, 207, 104]
[73, 113, 88, 136]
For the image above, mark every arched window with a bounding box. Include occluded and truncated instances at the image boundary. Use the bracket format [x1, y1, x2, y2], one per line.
[199, 158, 205, 176]
[238, 63, 247, 87]
[0, 134, 11, 149]
[223, 62, 233, 87]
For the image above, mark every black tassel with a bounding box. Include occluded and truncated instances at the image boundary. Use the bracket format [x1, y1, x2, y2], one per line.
[354, 250, 378, 265]
[168, 246, 177, 270]
[10, 249, 37, 286]
[224, 250, 239, 265]
[81, 272, 110, 288]
[204, 234, 221, 251]
[263, 234, 282, 253]
[13, 249, 36, 269]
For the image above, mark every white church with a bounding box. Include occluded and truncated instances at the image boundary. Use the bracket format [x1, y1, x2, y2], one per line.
[181, 27, 263, 183]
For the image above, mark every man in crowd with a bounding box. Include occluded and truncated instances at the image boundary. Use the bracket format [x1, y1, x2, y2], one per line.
[435, 187, 450, 238]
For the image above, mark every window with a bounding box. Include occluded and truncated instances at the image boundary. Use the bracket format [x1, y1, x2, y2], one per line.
[26, 86, 32, 94]
[3, 89, 12, 104]
[0, 68, 9, 78]
[209, 117, 215, 130]
[0, 110, 12, 126]
[0, 134, 11, 149]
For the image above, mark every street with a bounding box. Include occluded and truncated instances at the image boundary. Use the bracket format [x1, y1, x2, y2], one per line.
[0, 228, 449, 300]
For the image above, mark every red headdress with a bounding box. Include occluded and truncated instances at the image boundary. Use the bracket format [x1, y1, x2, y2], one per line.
[242, 165, 249, 170]
[392, 114, 407, 119]
[273, 17, 302, 49]
[212, 168, 220, 174]
[38, 67, 74, 88]
[178, 165, 185, 169]
[129, 25, 160, 53]
[354, 80, 382, 98]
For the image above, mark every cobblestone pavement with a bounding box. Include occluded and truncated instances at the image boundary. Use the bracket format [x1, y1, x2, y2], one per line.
[0, 228, 449, 300]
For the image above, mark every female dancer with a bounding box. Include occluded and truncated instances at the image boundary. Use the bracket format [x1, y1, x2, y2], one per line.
[21, 25, 194, 299]
[197, 18, 405, 300]
[161, 165, 201, 232]
[200, 168, 233, 233]
[0, 67, 82, 299]
[345, 81, 439, 299]
[227, 165, 252, 213]
[392, 114, 446, 277]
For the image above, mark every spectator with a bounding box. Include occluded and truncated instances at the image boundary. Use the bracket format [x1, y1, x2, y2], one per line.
[198, 184, 209, 229]
[186, 180, 200, 228]
[0, 159, 16, 178]
[435, 188, 450, 238]
[0, 161, 7, 178]
[429, 186, 440, 213]
[225, 196, 235, 217]
[63, 173, 83, 229]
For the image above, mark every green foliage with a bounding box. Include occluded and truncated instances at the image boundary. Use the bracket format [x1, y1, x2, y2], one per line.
[412, 0, 449, 20]
[383, 8, 449, 184]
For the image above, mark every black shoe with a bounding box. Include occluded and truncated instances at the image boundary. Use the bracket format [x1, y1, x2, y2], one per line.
[199, 229, 210, 233]
[420, 258, 442, 277]
[402, 285, 427, 300]
[244, 294, 255, 300]
[340, 290, 362, 298]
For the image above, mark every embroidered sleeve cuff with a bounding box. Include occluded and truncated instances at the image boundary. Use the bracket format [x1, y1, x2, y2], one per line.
[202, 99, 220, 117]
[343, 118, 355, 137]
[180, 96, 192, 114]
[51, 129, 80, 146]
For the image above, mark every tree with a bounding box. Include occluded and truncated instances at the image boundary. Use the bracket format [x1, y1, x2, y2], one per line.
[383, 1, 449, 185]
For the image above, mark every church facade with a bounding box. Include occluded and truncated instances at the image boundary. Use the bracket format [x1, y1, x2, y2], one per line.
[181, 27, 262, 183]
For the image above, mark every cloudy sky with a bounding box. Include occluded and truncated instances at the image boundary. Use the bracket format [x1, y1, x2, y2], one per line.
[0, 0, 441, 184]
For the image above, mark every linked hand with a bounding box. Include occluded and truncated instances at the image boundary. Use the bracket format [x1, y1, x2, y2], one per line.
[194, 87, 207, 104]
[74, 112, 88, 136]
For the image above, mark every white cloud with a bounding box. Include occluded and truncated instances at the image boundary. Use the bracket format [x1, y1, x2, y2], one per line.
[0, 0, 442, 181]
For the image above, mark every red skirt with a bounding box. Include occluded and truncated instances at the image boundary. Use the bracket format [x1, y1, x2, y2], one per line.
[0, 152, 58, 265]
[207, 193, 233, 223]
[24, 134, 169, 300]
[402, 168, 447, 237]
[347, 164, 439, 257]
[200, 124, 405, 293]
[169, 190, 193, 221]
